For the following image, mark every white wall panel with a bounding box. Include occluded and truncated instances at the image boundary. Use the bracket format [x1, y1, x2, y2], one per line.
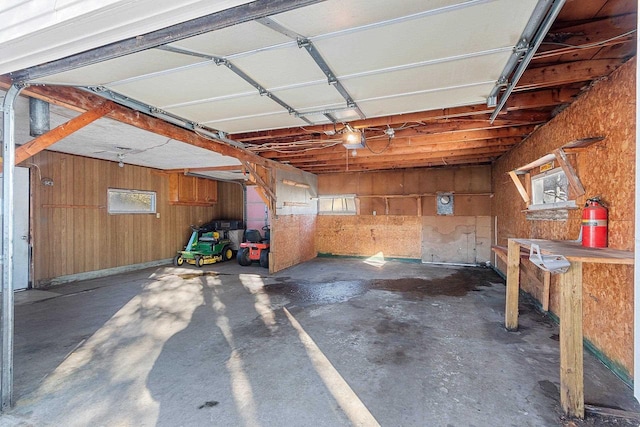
[271, 83, 345, 110]
[341, 52, 510, 100]
[111, 62, 255, 108]
[357, 83, 495, 118]
[314, 0, 537, 76]
[0, 0, 253, 75]
[33, 50, 203, 86]
[167, 93, 283, 124]
[171, 20, 292, 57]
[204, 112, 311, 134]
[232, 45, 327, 88]
[270, 0, 468, 38]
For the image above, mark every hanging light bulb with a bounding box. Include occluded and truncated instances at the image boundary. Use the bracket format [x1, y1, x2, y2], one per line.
[117, 153, 125, 168]
[342, 124, 365, 149]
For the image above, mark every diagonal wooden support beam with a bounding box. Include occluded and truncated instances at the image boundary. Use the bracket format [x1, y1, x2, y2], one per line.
[0, 78, 304, 174]
[242, 161, 276, 202]
[15, 102, 114, 165]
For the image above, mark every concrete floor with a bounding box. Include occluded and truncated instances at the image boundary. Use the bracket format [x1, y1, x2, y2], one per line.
[1, 258, 638, 426]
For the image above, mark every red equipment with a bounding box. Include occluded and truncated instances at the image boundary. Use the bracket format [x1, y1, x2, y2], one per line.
[237, 226, 270, 268]
[582, 197, 608, 248]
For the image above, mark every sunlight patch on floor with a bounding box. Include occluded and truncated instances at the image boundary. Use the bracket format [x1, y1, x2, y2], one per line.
[284, 307, 380, 426]
[210, 281, 260, 427]
[364, 252, 387, 268]
[19, 274, 207, 425]
[239, 273, 277, 332]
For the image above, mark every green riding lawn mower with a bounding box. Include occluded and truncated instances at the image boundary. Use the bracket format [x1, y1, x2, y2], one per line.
[173, 223, 234, 267]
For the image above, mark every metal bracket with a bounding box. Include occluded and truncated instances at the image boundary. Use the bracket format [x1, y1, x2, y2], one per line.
[529, 244, 570, 274]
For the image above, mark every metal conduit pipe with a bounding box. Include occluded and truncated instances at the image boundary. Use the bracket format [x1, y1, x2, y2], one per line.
[28, 98, 49, 137]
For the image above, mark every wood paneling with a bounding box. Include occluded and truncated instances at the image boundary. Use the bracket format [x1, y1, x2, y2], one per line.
[27, 151, 241, 286]
[271, 214, 316, 272]
[492, 59, 636, 376]
[316, 166, 493, 262]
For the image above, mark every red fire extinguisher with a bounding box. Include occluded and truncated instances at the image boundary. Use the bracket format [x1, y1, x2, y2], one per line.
[582, 197, 608, 248]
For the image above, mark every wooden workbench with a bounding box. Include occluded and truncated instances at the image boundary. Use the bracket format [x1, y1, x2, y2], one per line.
[505, 239, 634, 418]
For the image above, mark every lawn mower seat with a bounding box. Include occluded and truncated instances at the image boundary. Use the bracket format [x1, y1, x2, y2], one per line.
[244, 229, 262, 243]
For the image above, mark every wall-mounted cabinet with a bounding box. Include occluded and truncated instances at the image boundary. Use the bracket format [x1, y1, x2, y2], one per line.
[169, 173, 217, 206]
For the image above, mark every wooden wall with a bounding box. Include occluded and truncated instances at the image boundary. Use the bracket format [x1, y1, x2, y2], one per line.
[270, 214, 316, 272]
[316, 166, 492, 262]
[27, 151, 242, 286]
[492, 59, 636, 377]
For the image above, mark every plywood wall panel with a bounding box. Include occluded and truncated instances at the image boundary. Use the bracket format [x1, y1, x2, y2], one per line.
[364, 198, 387, 216]
[582, 263, 634, 372]
[358, 172, 374, 195]
[271, 214, 316, 272]
[492, 59, 636, 376]
[455, 195, 491, 216]
[27, 151, 240, 286]
[421, 196, 437, 216]
[316, 215, 422, 259]
[403, 169, 422, 194]
[388, 197, 418, 216]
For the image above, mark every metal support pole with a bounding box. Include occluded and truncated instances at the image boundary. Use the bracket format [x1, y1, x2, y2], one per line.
[2, 84, 23, 411]
[634, 9, 640, 402]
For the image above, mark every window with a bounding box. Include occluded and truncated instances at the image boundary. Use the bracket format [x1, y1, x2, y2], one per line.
[529, 167, 576, 210]
[531, 168, 568, 205]
[318, 195, 357, 215]
[107, 188, 156, 214]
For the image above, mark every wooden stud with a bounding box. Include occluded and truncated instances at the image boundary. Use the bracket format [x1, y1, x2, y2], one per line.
[553, 148, 585, 197]
[559, 261, 584, 419]
[505, 239, 521, 331]
[542, 271, 551, 312]
[508, 171, 531, 205]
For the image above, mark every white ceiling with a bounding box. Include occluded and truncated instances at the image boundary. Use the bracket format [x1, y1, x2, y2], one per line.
[7, 93, 242, 178]
[7, 0, 543, 176]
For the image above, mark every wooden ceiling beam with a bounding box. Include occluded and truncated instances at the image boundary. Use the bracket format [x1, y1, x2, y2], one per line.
[306, 155, 499, 173]
[535, 13, 636, 62]
[163, 165, 244, 174]
[243, 115, 544, 151]
[264, 138, 521, 163]
[291, 146, 512, 170]
[515, 59, 623, 91]
[257, 126, 534, 159]
[230, 89, 577, 142]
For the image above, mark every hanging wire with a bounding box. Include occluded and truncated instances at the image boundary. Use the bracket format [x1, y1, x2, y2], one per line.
[541, 29, 636, 49]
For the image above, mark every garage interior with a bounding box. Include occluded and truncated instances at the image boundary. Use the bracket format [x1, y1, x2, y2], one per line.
[0, 0, 638, 425]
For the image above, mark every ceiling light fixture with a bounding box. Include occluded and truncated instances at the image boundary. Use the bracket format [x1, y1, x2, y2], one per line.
[117, 153, 125, 168]
[342, 124, 365, 149]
